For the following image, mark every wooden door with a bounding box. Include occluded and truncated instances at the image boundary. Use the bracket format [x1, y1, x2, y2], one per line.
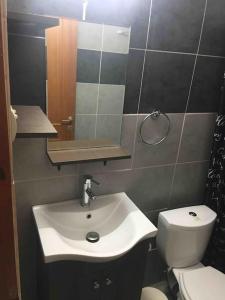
[0, 0, 21, 299]
[46, 18, 78, 141]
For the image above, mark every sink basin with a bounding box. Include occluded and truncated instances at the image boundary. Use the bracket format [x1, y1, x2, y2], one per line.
[32, 192, 157, 263]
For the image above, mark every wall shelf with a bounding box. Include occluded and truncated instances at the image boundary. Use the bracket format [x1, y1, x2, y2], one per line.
[47, 146, 131, 165]
[13, 105, 57, 138]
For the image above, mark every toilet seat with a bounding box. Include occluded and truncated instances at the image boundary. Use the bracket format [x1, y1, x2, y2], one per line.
[179, 266, 225, 300]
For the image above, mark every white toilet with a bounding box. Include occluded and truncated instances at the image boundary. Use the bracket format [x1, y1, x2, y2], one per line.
[157, 205, 225, 300]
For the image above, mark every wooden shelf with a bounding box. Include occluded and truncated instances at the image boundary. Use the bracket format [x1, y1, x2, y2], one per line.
[13, 105, 57, 138]
[48, 139, 117, 151]
[47, 146, 131, 165]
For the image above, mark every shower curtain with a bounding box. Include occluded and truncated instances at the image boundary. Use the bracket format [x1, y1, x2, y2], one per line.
[204, 73, 225, 273]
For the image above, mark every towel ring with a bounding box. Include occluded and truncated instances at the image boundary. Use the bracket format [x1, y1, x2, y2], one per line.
[139, 110, 171, 146]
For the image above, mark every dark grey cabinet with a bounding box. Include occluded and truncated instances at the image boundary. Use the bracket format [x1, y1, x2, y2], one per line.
[37, 239, 149, 300]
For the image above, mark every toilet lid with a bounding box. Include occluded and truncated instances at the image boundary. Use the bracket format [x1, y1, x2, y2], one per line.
[179, 266, 225, 300]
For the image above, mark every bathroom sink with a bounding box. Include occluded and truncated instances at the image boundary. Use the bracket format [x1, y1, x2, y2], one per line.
[33, 192, 157, 263]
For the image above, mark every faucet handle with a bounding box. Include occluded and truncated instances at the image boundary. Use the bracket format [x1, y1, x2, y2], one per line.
[92, 178, 100, 186]
[86, 188, 96, 200]
[83, 175, 100, 185]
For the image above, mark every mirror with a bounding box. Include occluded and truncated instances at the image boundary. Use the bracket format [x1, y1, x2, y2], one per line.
[7, 11, 131, 160]
[46, 18, 130, 150]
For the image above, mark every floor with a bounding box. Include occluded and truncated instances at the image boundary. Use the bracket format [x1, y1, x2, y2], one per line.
[150, 280, 175, 300]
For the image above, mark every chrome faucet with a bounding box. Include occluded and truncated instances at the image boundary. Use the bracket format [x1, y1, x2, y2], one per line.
[81, 175, 100, 207]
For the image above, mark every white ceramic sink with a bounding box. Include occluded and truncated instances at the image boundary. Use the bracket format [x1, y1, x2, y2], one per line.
[32, 192, 157, 263]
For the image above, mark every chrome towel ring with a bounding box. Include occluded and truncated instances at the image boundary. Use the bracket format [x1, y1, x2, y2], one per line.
[139, 110, 171, 146]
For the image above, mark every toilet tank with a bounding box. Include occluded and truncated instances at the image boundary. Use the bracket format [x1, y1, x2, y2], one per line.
[156, 205, 217, 268]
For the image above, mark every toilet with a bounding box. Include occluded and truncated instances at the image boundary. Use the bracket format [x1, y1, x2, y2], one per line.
[156, 205, 225, 300]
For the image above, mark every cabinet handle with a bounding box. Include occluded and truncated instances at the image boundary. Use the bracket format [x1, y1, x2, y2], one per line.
[93, 281, 100, 290]
[105, 278, 112, 286]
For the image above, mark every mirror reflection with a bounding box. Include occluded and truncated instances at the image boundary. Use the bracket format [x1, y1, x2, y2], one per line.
[7, 13, 130, 151]
[47, 18, 130, 149]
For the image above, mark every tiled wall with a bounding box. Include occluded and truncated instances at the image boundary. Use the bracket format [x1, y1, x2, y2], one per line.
[8, 34, 46, 112]
[8, 0, 225, 299]
[124, 0, 225, 115]
[13, 112, 215, 299]
[75, 22, 130, 143]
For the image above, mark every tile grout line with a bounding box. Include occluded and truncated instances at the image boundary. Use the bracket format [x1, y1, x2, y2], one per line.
[76, 113, 124, 116]
[14, 173, 81, 184]
[94, 24, 104, 138]
[131, 0, 153, 169]
[129, 49, 225, 60]
[14, 159, 209, 183]
[123, 112, 216, 117]
[184, 0, 208, 114]
[198, 53, 225, 59]
[76, 111, 216, 116]
[168, 0, 209, 208]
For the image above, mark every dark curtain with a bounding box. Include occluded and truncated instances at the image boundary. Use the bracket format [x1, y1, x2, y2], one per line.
[203, 74, 225, 273]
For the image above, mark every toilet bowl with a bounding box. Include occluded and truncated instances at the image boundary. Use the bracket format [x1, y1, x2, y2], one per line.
[178, 266, 225, 300]
[156, 205, 225, 300]
[141, 287, 168, 300]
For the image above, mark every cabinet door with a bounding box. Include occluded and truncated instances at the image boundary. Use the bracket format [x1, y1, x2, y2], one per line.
[39, 240, 149, 300]
[100, 270, 117, 300]
[113, 240, 149, 300]
[78, 273, 101, 300]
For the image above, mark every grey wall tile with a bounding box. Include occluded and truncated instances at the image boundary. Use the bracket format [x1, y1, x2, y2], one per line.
[7, 0, 82, 19]
[145, 209, 168, 227]
[144, 249, 167, 286]
[7, 0, 149, 40]
[123, 49, 145, 114]
[15, 175, 81, 208]
[7, 0, 145, 29]
[148, 0, 205, 53]
[139, 52, 195, 113]
[13, 139, 78, 181]
[111, 114, 136, 169]
[8, 35, 46, 112]
[79, 169, 137, 197]
[76, 83, 99, 114]
[75, 115, 96, 139]
[98, 84, 125, 114]
[83, 165, 174, 212]
[77, 22, 103, 51]
[79, 114, 137, 173]
[77, 49, 101, 83]
[120, 115, 137, 154]
[86, 0, 131, 26]
[129, 0, 151, 49]
[170, 161, 209, 209]
[134, 114, 184, 168]
[126, 166, 174, 212]
[96, 115, 122, 144]
[199, 0, 225, 56]
[178, 113, 216, 163]
[187, 56, 225, 113]
[100, 52, 127, 85]
[102, 25, 130, 54]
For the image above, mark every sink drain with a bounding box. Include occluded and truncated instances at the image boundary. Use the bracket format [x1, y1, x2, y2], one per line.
[86, 232, 100, 243]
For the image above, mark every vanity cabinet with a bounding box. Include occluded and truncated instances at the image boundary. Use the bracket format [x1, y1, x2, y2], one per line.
[37, 239, 149, 300]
